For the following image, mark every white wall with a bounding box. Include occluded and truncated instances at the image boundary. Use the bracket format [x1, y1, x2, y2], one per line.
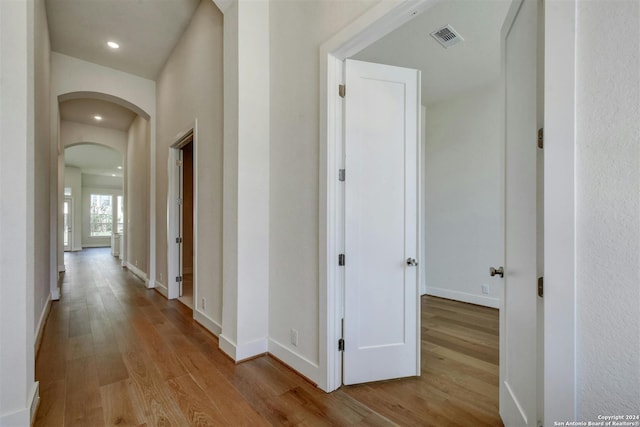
[34, 0, 52, 341]
[156, 0, 224, 331]
[60, 120, 127, 153]
[424, 85, 503, 308]
[64, 166, 82, 251]
[51, 52, 156, 281]
[126, 116, 149, 276]
[574, 0, 640, 418]
[0, 0, 38, 423]
[268, 0, 379, 383]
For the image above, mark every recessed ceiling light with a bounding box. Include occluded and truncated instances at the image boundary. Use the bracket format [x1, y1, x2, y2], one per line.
[94, 115, 103, 121]
[117, 166, 123, 170]
[107, 41, 120, 49]
[111, 174, 116, 177]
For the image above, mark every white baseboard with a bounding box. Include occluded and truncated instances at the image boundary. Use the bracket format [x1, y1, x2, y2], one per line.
[194, 309, 222, 336]
[30, 382, 39, 423]
[82, 244, 110, 248]
[154, 281, 168, 298]
[146, 279, 156, 289]
[35, 296, 52, 353]
[57, 264, 65, 272]
[268, 338, 320, 384]
[425, 286, 501, 309]
[219, 334, 236, 359]
[125, 262, 148, 284]
[219, 335, 268, 362]
[51, 287, 60, 301]
[0, 382, 39, 426]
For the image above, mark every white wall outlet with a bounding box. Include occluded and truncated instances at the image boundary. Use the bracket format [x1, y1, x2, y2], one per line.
[201, 298, 206, 310]
[159, 273, 163, 282]
[481, 284, 490, 295]
[290, 329, 299, 346]
[135, 260, 138, 267]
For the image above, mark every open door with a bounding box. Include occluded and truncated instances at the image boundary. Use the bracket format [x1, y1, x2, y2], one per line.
[343, 59, 420, 385]
[500, 0, 543, 424]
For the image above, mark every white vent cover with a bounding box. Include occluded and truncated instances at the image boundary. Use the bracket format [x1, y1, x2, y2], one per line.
[430, 25, 464, 49]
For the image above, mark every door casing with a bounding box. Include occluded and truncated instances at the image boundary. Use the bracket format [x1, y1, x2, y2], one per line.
[319, 3, 577, 423]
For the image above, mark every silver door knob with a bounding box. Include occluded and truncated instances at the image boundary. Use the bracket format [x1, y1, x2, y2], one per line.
[406, 258, 418, 267]
[490, 266, 504, 277]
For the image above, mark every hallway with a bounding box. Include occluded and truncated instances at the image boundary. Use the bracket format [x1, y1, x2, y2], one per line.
[35, 249, 501, 426]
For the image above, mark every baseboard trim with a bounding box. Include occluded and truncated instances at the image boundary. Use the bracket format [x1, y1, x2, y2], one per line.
[50, 287, 60, 301]
[218, 334, 268, 362]
[219, 334, 236, 360]
[154, 281, 168, 298]
[57, 264, 65, 272]
[35, 296, 52, 355]
[193, 310, 222, 337]
[268, 338, 320, 384]
[124, 262, 148, 284]
[426, 286, 501, 309]
[0, 382, 39, 426]
[30, 382, 39, 425]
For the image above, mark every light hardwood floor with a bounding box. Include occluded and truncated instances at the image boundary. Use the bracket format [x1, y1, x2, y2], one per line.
[35, 248, 502, 426]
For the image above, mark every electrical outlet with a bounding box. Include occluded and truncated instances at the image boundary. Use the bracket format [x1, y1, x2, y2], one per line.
[159, 273, 163, 282]
[481, 284, 490, 295]
[290, 329, 299, 346]
[202, 298, 206, 310]
[135, 260, 138, 267]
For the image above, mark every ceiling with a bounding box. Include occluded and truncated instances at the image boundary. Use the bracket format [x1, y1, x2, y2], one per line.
[45, 0, 201, 80]
[48, 0, 200, 176]
[65, 144, 123, 177]
[353, 0, 512, 106]
[60, 98, 137, 131]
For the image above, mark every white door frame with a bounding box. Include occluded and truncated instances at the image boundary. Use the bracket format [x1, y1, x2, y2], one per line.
[167, 122, 198, 303]
[319, 2, 577, 424]
[319, 0, 442, 393]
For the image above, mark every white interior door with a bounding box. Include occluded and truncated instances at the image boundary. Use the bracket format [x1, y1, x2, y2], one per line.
[501, 0, 542, 424]
[343, 59, 420, 385]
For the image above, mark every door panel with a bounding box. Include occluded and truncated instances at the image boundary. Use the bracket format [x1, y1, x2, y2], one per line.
[343, 59, 420, 385]
[501, 0, 541, 424]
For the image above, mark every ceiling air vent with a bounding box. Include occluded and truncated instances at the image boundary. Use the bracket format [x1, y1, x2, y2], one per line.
[430, 25, 464, 49]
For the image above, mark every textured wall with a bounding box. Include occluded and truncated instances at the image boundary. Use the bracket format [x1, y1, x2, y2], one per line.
[575, 0, 640, 417]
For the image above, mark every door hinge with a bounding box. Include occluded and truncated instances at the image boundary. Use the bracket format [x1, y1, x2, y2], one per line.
[339, 84, 346, 98]
[538, 276, 544, 298]
[176, 237, 182, 243]
[338, 254, 345, 266]
[537, 128, 544, 149]
[338, 169, 345, 182]
[177, 197, 182, 205]
[338, 338, 345, 351]
[176, 159, 183, 167]
[176, 276, 183, 283]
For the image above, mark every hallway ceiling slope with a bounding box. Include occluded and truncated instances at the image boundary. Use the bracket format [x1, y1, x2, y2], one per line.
[45, 0, 201, 80]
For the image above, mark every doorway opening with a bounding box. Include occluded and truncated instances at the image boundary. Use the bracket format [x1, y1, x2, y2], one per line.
[320, 0, 543, 425]
[178, 140, 194, 309]
[167, 126, 197, 308]
[63, 197, 73, 252]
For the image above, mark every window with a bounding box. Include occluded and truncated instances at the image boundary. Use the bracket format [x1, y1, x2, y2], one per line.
[117, 195, 124, 233]
[90, 194, 113, 237]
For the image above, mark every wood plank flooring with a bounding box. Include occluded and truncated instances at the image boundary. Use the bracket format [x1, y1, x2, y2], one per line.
[35, 248, 502, 426]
